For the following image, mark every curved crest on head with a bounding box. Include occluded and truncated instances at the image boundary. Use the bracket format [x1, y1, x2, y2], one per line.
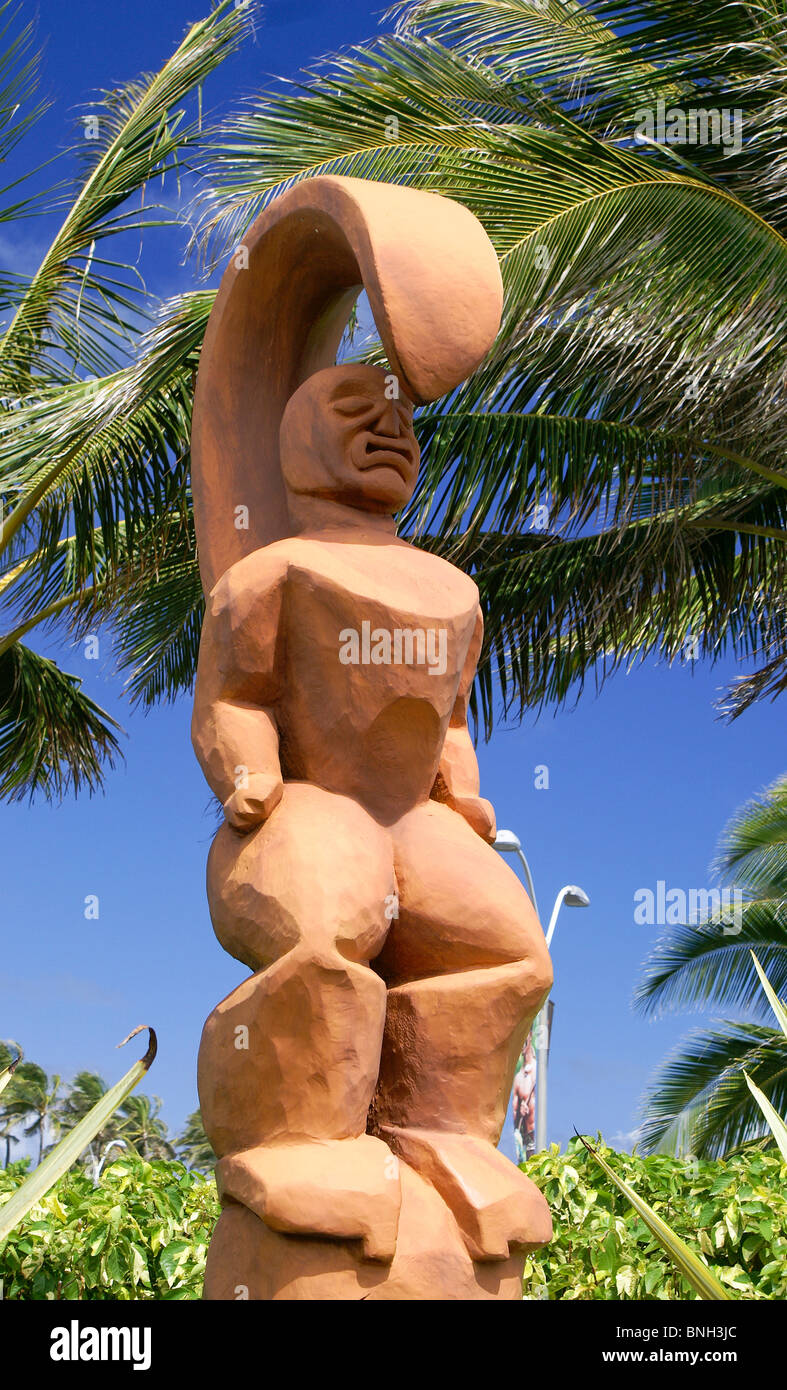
[191, 175, 503, 594]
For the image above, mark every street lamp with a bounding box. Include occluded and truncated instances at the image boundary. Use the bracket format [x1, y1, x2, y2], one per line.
[495, 829, 590, 1152]
[535, 883, 590, 1151]
[92, 1139, 126, 1185]
[494, 829, 540, 919]
[545, 884, 590, 950]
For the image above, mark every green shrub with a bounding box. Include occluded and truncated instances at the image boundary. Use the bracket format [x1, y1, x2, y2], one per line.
[522, 1138, 787, 1300]
[2, 1142, 785, 1299]
[0, 1157, 218, 1299]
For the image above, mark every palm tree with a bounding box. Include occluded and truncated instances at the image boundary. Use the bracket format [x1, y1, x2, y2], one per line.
[636, 775, 787, 1157]
[118, 1092, 175, 1160]
[11, 1, 787, 793]
[0, 0, 252, 801]
[0, 1038, 22, 1165]
[7, 1063, 61, 1164]
[189, 0, 787, 733]
[175, 1108, 215, 1172]
[54, 1070, 122, 1167]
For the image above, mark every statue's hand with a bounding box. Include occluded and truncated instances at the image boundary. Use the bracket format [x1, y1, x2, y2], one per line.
[451, 795, 496, 844]
[223, 773, 284, 833]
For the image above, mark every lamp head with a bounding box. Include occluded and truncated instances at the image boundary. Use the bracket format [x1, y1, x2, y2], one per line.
[563, 886, 590, 908]
[494, 829, 522, 853]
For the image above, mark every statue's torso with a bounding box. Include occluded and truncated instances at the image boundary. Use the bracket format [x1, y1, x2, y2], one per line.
[262, 535, 479, 820]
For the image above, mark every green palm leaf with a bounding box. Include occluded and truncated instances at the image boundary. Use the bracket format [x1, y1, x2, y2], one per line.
[196, 3, 787, 725]
[0, 291, 208, 594]
[0, 1052, 18, 1101]
[750, 949, 787, 1039]
[577, 1131, 731, 1299]
[114, 527, 203, 708]
[0, 1027, 156, 1242]
[638, 779, 787, 1155]
[0, 642, 121, 801]
[717, 777, 787, 892]
[743, 1070, 787, 1163]
[639, 1021, 787, 1157]
[0, 0, 249, 389]
[0, 0, 250, 801]
[175, 1108, 215, 1173]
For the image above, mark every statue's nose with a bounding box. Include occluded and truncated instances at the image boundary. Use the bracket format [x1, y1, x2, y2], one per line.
[374, 399, 405, 436]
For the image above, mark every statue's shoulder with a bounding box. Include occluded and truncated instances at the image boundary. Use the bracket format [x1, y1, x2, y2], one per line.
[405, 538, 480, 606]
[292, 532, 480, 608]
[208, 542, 292, 617]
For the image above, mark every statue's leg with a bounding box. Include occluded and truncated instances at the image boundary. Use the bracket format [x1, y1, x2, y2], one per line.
[199, 781, 401, 1287]
[371, 798, 553, 1262]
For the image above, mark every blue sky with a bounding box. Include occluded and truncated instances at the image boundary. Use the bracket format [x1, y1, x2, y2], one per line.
[1, 1, 784, 1158]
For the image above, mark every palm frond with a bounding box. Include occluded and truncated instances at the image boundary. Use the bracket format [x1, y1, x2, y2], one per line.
[426, 514, 787, 729]
[720, 648, 787, 721]
[0, 0, 251, 386]
[714, 774, 787, 891]
[635, 901, 787, 1021]
[638, 776, 787, 1154]
[0, 1, 48, 167]
[113, 508, 203, 707]
[639, 1020, 787, 1157]
[0, 641, 122, 801]
[195, 11, 787, 726]
[0, 290, 210, 576]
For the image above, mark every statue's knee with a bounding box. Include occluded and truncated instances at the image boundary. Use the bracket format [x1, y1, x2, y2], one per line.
[297, 946, 388, 1014]
[206, 827, 299, 970]
[494, 932, 552, 1017]
[528, 935, 553, 1010]
[206, 793, 394, 971]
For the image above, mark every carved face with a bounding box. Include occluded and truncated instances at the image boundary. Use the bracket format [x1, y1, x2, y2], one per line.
[280, 364, 419, 514]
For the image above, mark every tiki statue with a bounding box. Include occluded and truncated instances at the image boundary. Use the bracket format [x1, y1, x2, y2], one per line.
[191, 177, 552, 1300]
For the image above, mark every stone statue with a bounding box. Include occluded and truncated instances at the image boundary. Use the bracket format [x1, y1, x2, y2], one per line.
[190, 177, 552, 1300]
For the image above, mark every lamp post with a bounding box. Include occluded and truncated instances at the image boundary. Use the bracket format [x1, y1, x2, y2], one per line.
[92, 1139, 126, 1185]
[536, 883, 590, 1151]
[493, 828, 540, 919]
[495, 830, 589, 1151]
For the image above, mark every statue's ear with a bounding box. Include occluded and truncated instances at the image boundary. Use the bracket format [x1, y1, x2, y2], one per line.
[191, 175, 503, 595]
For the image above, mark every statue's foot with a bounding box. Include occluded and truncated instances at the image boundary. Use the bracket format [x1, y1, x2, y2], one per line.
[379, 1125, 551, 1262]
[204, 1162, 527, 1300]
[215, 1134, 400, 1262]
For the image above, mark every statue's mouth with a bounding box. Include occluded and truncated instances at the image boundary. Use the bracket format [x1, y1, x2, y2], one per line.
[358, 434, 413, 479]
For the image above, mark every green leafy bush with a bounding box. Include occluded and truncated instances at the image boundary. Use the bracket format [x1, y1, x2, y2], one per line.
[522, 1138, 787, 1300]
[2, 1143, 785, 1299]
[0, 1157, 218, 1299]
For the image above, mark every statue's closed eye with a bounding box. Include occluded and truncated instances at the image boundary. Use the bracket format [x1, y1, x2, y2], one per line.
[333, 396, 415, 426]
[333, 396, 373, 417]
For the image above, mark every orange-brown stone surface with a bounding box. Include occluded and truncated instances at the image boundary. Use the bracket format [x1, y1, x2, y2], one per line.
[191, 176, 552, 1299]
